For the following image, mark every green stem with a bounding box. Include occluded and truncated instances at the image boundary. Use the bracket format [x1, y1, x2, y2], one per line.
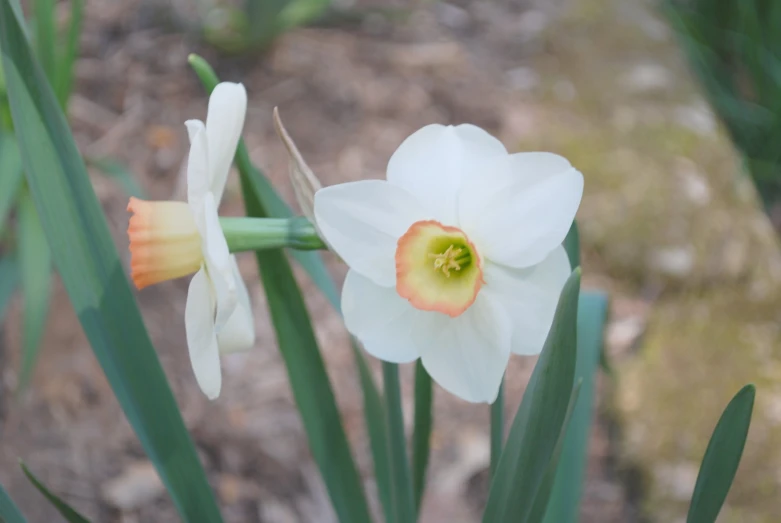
[219, 216, 325, 253]
[383, 362, 416, 523]
[490, 380, 504, 477]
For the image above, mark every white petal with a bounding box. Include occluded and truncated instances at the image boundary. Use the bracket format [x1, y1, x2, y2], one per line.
[185, 119, 210, 204]
[185, 268, 222, 399]
[482, 245, 572, 355]
[217, 256, 256, 354]
[386, 124, 506, 224]
[419, 292, 512, 403]
[314, 180, 428, 287]
[198, 192, 237, 332]
[459, 152, 583, 268]
[205, 82, 247, 202]
[342, 269, 428, 363]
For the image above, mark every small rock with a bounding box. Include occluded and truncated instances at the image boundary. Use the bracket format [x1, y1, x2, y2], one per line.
[552, 80, 577, 102]
[145, 125, 177, 150]
[622, 63, 673, 93]
[675, 158, 711, 206]
[673, 103, 718, 136]
[435, 3, 470, 30]
[505, 67, 540, 92]
[649, 247, 695, 278]
[433, 429, 490, 494]
[259, 498, 298, 523]
[389, 42, 464, 70]
[102, 461, 164, 511]
[607, 315, 646, 355]
[218, 473, 261, 505]
[517, 10, 549, 41]
[653, 462, 699, 501]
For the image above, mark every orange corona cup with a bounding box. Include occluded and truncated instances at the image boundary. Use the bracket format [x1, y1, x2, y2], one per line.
[127, 197, 203, 289]
[395, 220, 484, 318]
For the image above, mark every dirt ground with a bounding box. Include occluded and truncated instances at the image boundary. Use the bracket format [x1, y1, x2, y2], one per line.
[0, 0, 644, 521]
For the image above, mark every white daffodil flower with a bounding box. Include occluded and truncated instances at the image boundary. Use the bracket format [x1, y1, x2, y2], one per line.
[127, 82, 255, 400]
[314, 124, 583, 403]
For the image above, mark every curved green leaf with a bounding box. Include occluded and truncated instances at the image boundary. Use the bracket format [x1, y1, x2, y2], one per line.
[21, 463, 89, 523]
[527, 380, 582, 523]
[686, 384, 755, 523]
[541, 291, 609, 523]
[17, 192, 51, 393]
[0, 132, 23, 234]
[0, 4, 222, 521]
[482, 269, 581, 523]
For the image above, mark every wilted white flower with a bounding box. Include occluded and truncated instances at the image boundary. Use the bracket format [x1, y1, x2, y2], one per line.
[314, 124, 583, 403]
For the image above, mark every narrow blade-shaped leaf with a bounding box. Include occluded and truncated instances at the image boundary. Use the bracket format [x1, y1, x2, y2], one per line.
[412, 360, 433, 514]
[563, 221, 580, 269]
[490, 382, 504, 478]
[21, 463, 90, 523]
[0, 132, 23, 234]
[54, 0, 83, 107]
[239, 172, 373, 523]
[190, 54, 377, 523]
[0, 4, 222, 520]
[33, 0, 56, 82]
[527, 380, 583, 523]
[383, 361, 415, 523]
[355, 342, 393, 523]
[542, 291, 609, 523]
[0, 480, 26, 523]
[17, 192, 51, 393]
[686, 384, 755, 523]
[482, 269, 580, 523]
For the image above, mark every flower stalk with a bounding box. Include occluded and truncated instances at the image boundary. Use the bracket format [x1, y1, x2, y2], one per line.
[219, 216, 326, 253]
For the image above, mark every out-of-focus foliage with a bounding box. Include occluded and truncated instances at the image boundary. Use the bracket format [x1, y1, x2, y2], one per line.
[202, 0, 331, 52]
[0, 0, 140, 394]
[0, 1, 223, 519]
[665, 0, 781, 213]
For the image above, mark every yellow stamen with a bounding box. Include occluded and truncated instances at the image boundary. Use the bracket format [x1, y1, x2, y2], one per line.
[429, 245, 463, 277]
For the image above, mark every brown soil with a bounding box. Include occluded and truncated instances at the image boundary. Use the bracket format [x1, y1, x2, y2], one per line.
[0, 0, 635, 521]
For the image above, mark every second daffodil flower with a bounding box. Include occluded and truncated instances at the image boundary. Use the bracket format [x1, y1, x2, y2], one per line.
[314, 125, 583, 403]
[127, 82, 255, 399]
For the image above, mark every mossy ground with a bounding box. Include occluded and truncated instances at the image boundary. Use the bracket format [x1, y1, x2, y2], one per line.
[517, 0, 781, 519]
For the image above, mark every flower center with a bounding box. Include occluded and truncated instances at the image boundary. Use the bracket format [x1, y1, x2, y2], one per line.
[396, 220, 483, 317]
[127, 197, 203, 289]
[429, 244, 470, 277]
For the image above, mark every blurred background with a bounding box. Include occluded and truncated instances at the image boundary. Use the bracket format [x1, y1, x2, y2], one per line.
[2, 0, 781, 521]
